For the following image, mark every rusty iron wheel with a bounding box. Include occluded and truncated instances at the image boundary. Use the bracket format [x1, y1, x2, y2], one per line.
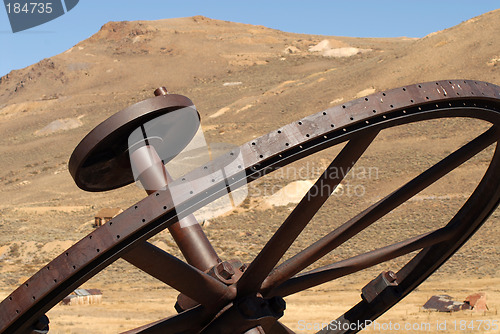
[1, 80, 500, 334]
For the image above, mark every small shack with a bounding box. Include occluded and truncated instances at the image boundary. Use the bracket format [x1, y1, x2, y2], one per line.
[94, 207, 122, 227]
[423, 295, 472, 312]
[465, 292, 488, 311]
[61, 288, 102, 306]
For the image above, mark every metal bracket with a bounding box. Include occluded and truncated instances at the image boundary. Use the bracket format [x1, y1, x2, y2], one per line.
[361, 271, 398, 303]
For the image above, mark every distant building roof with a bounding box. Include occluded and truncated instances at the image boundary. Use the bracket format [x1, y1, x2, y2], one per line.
[423, 295, 472, 312]
[74, 288, 91, 296]
[72, 288, 102, 296]
[95, 207, 122, 218]
[465, 292, 488, 311]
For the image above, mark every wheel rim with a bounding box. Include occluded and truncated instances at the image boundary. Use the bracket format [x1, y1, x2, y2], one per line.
[1, 80, 499, 334]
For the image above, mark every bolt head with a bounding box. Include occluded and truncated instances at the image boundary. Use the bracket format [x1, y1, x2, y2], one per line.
[385, 271, 397, 283]
[216, 262, 235, 280]
[154, 87, 169, 96]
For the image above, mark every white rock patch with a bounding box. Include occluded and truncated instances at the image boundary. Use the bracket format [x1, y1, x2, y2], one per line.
[309, 39, 371, 58]
[35, 118, 83, 136]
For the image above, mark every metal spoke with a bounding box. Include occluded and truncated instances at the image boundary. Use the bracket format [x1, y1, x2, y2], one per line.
[260, 126, 499, 294]
[270, 226, 452, 297]
[122, 242, 233, 306]
[120, 305, 205, 334]
[236, 131, 379, 297]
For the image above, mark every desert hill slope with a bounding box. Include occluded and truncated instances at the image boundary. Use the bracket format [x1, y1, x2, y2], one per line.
[0, 12, 499, 330]
[0, 11, 498, 184]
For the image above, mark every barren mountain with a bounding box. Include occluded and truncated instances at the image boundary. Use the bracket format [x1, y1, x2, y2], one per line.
[0, 10, 499, 333]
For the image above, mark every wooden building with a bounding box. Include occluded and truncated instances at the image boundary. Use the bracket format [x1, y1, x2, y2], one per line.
[61, 288, 102, 306]
[94, 207, 122, 227]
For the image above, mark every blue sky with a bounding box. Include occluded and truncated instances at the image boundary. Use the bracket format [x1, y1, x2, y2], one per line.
[0, 1, 498, 77]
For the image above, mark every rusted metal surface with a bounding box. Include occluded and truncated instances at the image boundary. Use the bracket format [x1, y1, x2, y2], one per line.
[176, 259, 246, 312]
[128, 143, 221, 272]
[1, 80, 500, 334]
[68, 92, 198, 192]
[121, 241, 232, 306]
[236, 131, 379, 298]
[201, 295, 286, 334]
[361, 271, 398, 304]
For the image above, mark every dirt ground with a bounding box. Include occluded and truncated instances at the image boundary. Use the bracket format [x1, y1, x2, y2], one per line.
[1, 276, 498, 333]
